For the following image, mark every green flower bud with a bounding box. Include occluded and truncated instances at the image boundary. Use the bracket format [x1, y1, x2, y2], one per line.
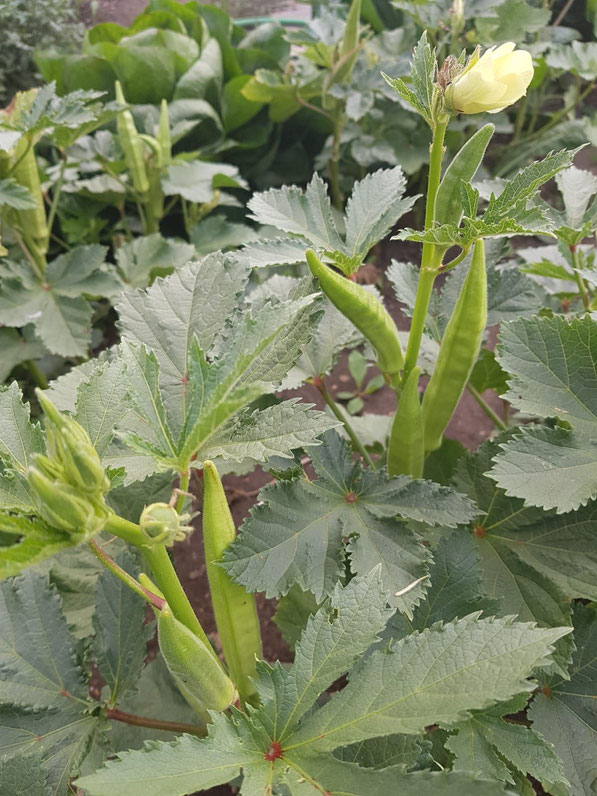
[139, 502, 191, 546]
[28, 465, 109, 540]
[36, 389, 109, 496]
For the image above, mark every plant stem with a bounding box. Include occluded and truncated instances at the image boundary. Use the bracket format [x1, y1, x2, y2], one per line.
[402, 120, 448, 382]
[175, 471, 190, 514]
[570, 245, 590, 309]
[315, 378, 375, 469]
[329, 112, 344, 210]
[552, 0, 575, 27]
[520, 80, 595, 145]
[105, 706, 206, 737]
[26, 360, 48, 389]
[466, 384, 507, 431]
[47, 153, 66, 235]
[88, 539, 165, 610]
[104, 514, 215, 654]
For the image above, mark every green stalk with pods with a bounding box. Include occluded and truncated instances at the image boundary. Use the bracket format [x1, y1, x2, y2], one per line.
[11, 136, 48, 272]
[421, 238, 487, 452]
[306, 248, 404, 389]
[202, 461, 262, 704]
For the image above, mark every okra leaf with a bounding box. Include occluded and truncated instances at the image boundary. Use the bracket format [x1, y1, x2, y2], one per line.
[117, 254, 249, 434]
[382, 32, 435, 125]
[0, 752, 50, 795]
[0, 570, 105, 792]
[0, 514, 72, 579]
[115, 233, 195, 289]
[491, 315, 597, 511]
[0, 178, 37, 210]
[555, 166, 597, 229]
[454, 435, 597, 604]
[93, 551, 153, 706]
[74, 359, 129, 459]
[162, 160, 246, 203]
[529, 603, 597, 796]
[231, 235, 308, 268]
[286, 615, 569, 753]
[199, 398, 339, 464]
[79, 575, 532, 796]
[447, 700, 568, 793]
[0, 249, 116, 357]
[0, 327, 48, 384]
[343, 166, 419, 259]
[333, 733, 423, 770]
[247, 173, 343, 253]
[223, 429, 475, 609]
[383, 532, 500, 642]
[0, 382, 43, 476]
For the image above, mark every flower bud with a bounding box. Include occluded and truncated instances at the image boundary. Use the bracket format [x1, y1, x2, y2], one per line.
[447, 42, 533, 115]
[36, 389, 109, 496]
[28, 465, 109, 540]
[139, 502, 191, 546]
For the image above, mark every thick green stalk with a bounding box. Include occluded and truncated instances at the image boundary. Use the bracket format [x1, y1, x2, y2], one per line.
[105, 513, 215, 657]
[202, 461, 262, 703]
[402, 120, 448, 383]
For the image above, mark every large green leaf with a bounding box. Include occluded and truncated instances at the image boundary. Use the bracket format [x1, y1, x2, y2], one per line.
[115, 234, 195, 289]
[454, 435, 596, 609]
[78, 573, 544, 796]
[224, 430, 476, 609]
[0, 515, 72, 580]
[0, 752, 50, 795]
[0, 327, 48, 383]
[491, 315, 597, 512]
[382, 32, 435, 125]
[0, 571, 104, 793]
[0, 247, 119, 357]
[529, 603, 597, 796]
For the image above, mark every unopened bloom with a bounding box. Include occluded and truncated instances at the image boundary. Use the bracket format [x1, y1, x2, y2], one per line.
[448, 42, 534, 115]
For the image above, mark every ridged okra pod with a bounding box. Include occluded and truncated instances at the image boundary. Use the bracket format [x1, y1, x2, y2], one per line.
[115, 81, 150, 195]
[12, 136, 48, 269]
[387, 366, 424, 479]
[203, 460, 261, 703]
[421, 239, 487, 452]
[158, 606, 237, 716]
[306, 249, 404, 388]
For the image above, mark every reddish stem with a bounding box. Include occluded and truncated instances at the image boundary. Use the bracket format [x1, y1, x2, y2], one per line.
[105, 707, 206, 737]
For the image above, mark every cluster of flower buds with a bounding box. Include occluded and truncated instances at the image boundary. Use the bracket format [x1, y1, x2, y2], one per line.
[139, 502, 193, 547]
[27, 390, 112, 541]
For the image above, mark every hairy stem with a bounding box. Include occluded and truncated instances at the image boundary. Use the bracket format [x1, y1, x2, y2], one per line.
[570, 245, 590, 309]
[466, 384, 507, 431]
[26, 360, 48, 390]
[88, 539, 165, 610]
[46, 153, 66, 235]
[402, 120, 448, 382]
[315, 378, 376, 469]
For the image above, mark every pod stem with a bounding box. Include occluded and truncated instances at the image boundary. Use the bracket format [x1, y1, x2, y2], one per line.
[105, 513, 215, 658]
[105, 707, 206, 738]
[314, 377, 376, 469]
[402, 119, 448, 383]
[466, 383, 507, 432]
[88, 539, 165, 611]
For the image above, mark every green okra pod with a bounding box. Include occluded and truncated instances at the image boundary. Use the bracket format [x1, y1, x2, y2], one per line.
[434, 123, 494, 227]
[306, 248, 404, 388]
[203, 460, 262, 703]
[387, 366, 424, 479]
[12, 137, 48, 268]
[421, 239, 487, 452]
[158, 605, 237, 716]
[115, 81, 150, 195]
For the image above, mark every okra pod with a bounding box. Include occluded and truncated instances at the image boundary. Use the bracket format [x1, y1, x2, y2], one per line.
[203, 460, 261, 703]
[421, 239, 487, 451]
[115, 81, 150, 195]
[158, 605, 237, 716]
[306, 249, 404, 388]
[12, 137, 48, 268]
[157, 99, 172, 168]
[387, 366, 424, 479]
[434, 124, 494, 227]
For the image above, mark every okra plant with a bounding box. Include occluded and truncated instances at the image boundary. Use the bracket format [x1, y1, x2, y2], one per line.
[1, 31, 596, 796]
